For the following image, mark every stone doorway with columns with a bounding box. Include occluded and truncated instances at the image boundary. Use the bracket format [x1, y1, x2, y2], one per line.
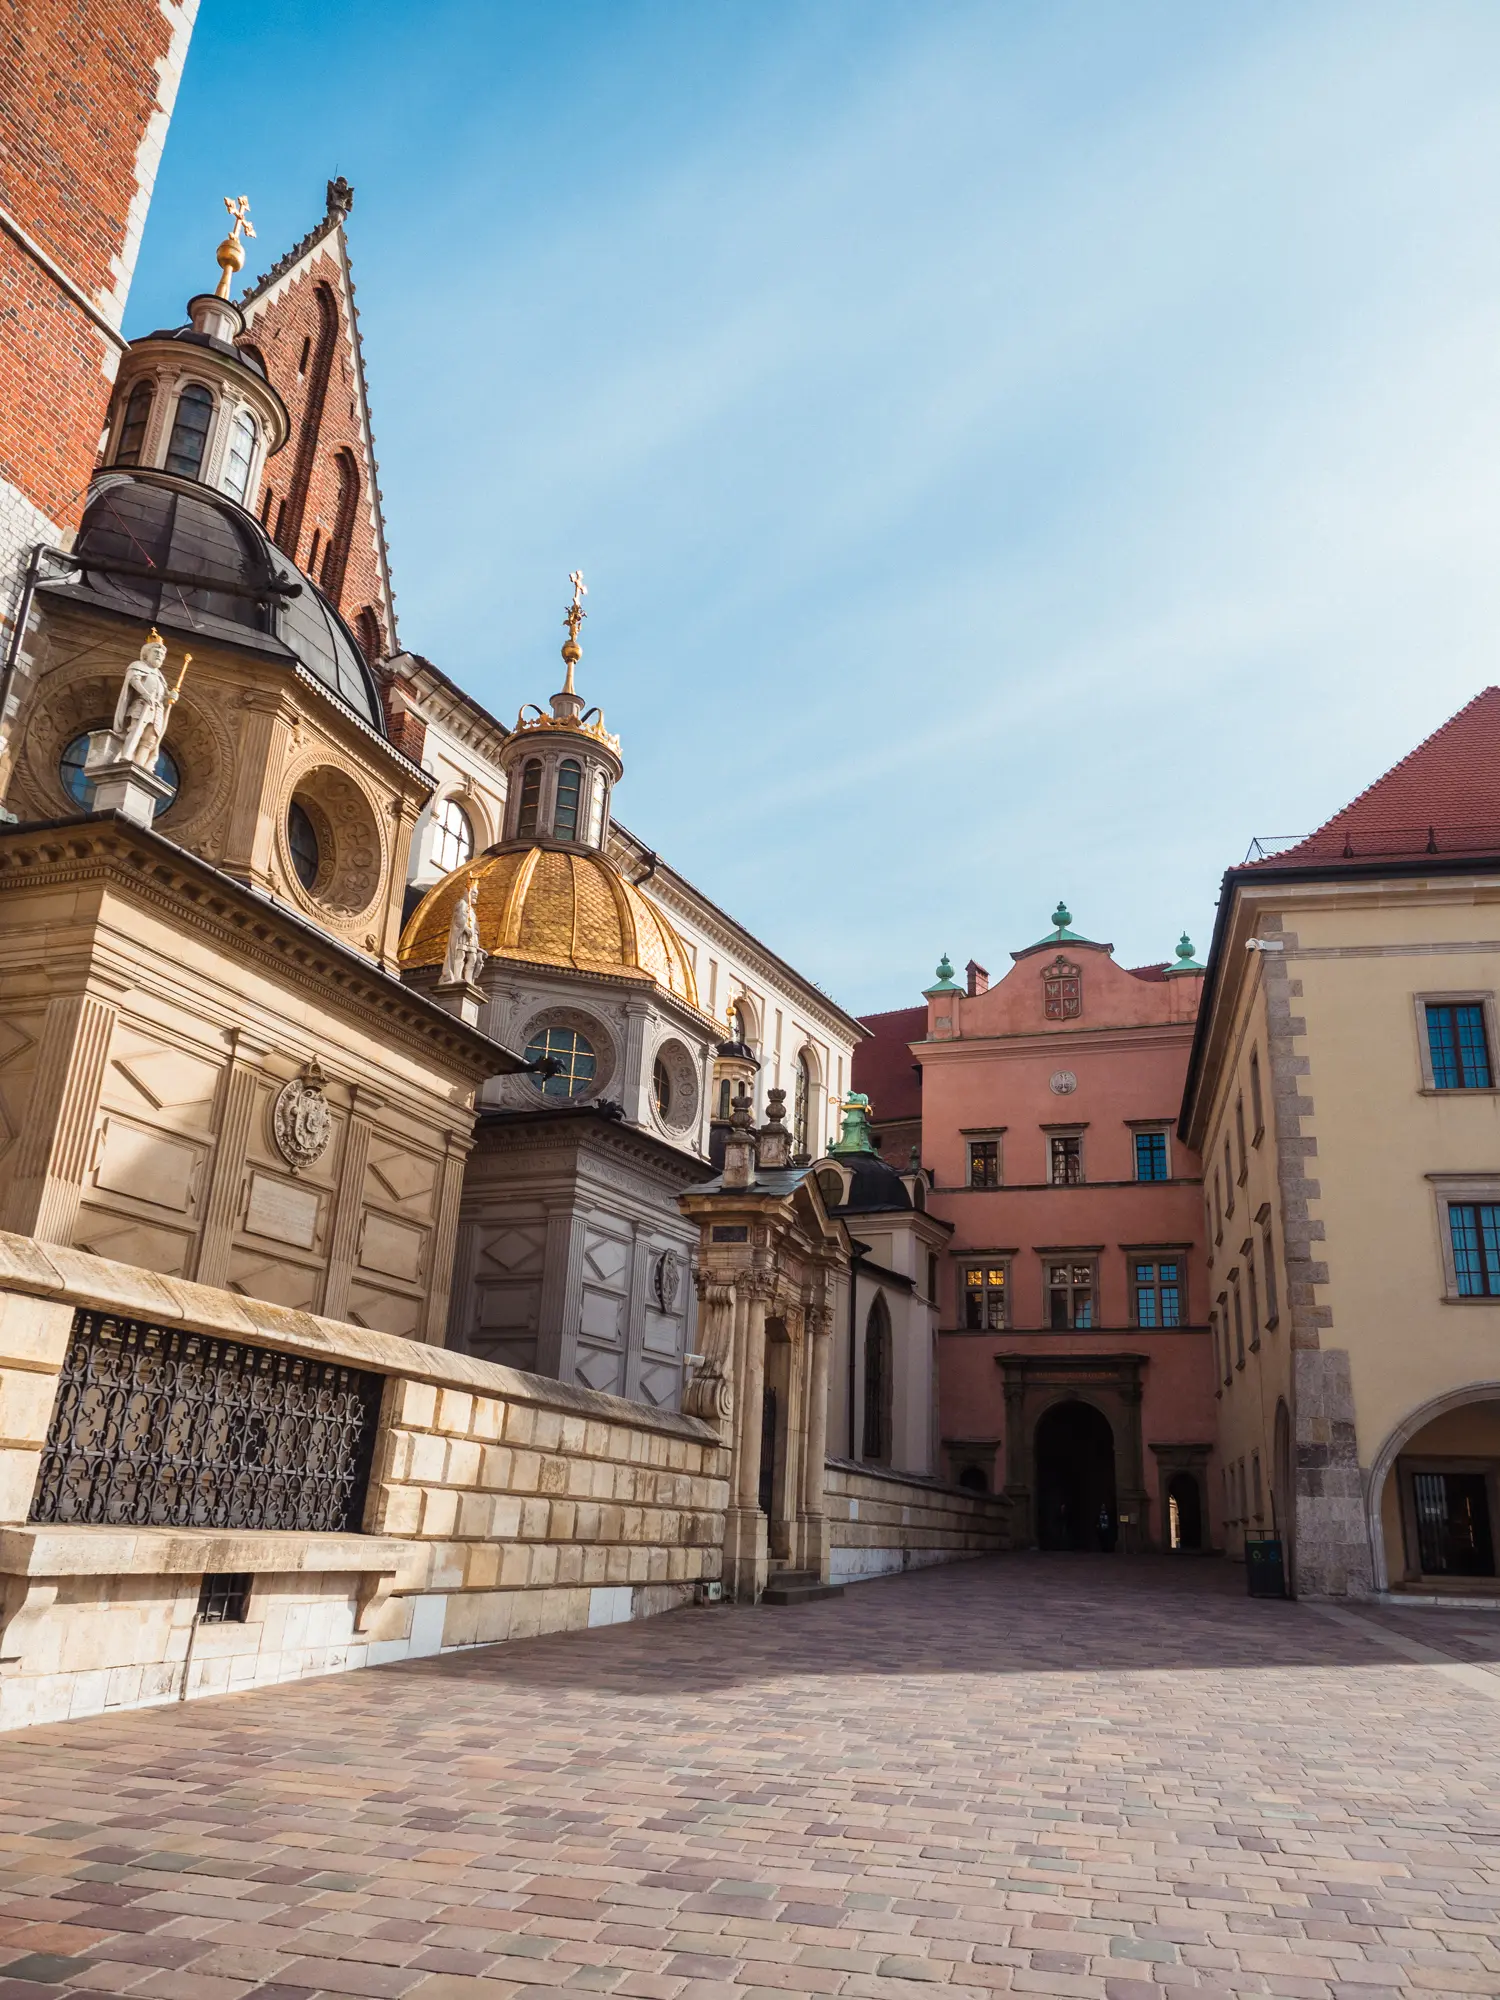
[679, 1088, 848, 1602]
[998, 1353, 1151, 1554]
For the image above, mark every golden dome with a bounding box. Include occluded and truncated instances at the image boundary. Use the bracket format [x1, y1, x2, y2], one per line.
[399, 845, 700, 1007]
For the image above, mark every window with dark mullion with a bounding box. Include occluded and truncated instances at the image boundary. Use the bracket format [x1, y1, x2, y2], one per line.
[1449, 1203, 1500, 1295]
[1134, 1131, 1168, 1181]
[1426, 1004, 1493, 1089]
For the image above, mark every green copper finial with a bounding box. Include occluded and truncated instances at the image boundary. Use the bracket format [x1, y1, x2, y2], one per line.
[1052, 901, 1071, 932]
[1164, 930, 1205, 976]
[829, 1092, 877, 1155]
[923, 952, 960, 996]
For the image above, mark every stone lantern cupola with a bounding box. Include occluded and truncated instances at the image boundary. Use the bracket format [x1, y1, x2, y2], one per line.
[496, 572, 624, 850]
[99, 197, 288, 516]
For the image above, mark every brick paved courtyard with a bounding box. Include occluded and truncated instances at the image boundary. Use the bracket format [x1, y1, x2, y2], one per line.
[0, 1556, 1497, 2000]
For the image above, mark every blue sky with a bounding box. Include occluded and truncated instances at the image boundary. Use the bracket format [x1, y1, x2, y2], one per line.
[129, 2, 1500, 1015]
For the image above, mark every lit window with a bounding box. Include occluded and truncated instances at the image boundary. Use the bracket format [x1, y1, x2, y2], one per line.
[431, 797, 474, 874]
[1133, 1258, 1181, 1328]
[525, 1025, 596, 1099]
[221, 409, 257, 504]
[969, 1138, 1000, 1188]
[1046, 1262, 1094, 1329]
[554, 758, 583, 840]
[653, 1054, 672, 1120]
[60, 727, 178, 812]
[1427, 1004, 1493, 1089]
[1134, 1131, 1169, 1181]
[516, 759, 542, 838]
[164, 384, 214, 479]
[1049, 1134, 1083, 1185]
[114, 381, 153, 466]
[1450, 1203, 1500, 1296]
[287, 801, 320, 889]
[963, 1265, 1007, 1330]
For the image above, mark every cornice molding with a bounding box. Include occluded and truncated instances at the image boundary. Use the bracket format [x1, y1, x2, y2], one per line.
[0, 816, 520, 1082]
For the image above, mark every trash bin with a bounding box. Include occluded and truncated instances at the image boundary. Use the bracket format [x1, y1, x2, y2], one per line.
[1245, 1534, 1286, 1598]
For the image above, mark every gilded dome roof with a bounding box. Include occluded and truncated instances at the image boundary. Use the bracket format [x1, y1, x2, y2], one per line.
[399, 846, 700, 1006]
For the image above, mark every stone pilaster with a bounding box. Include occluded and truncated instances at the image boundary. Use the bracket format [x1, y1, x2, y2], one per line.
[321, 1103, 375, 1323]
[194, 1035, 269, 1287]
[796, 1301, 833, 1580]
[421, 1132, 471, 1347]
[722, 1277, 769, 1602]
[2, 992, 118, 1243]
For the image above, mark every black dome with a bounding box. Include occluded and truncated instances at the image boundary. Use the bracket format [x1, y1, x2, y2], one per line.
[827, 1151, 912, 1215]
[60, 471, 383, 731]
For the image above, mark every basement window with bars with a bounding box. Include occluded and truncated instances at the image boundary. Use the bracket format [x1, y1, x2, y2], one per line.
[197, 1573, 252, 1624]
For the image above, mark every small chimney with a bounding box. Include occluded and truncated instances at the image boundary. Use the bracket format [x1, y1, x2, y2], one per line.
[966, 959, 989, 997]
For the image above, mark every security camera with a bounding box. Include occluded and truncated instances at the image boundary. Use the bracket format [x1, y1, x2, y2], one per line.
[1245, 938, 1285, 952]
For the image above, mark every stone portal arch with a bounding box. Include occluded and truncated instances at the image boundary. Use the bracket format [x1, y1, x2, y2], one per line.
[1365, 1381, 1500, 1590]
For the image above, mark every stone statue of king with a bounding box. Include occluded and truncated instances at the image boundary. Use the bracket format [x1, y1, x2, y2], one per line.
[110, 629, 179, 770]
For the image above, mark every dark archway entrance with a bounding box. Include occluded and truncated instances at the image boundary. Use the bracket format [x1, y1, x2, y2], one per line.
[1167, 1471, 1202, 1550]
[1035, 1400, 1117, 1551]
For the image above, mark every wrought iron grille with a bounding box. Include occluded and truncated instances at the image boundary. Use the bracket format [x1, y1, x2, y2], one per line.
[29, 1310, 386, 1533]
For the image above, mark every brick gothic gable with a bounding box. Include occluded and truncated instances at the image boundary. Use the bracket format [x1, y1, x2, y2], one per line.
[238, 183, 397, 668]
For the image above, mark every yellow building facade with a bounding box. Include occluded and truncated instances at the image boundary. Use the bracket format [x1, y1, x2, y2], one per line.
[1182, 690, 1500, 1596]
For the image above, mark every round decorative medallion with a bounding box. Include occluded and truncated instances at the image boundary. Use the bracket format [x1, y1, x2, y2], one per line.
[1049, 1069, 1078, 1095]
[272, 1064, 332, 1170]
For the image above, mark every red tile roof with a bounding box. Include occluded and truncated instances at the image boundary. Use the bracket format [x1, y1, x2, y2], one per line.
[852, 1005, 926, 1124]
[1264, 687, 1500, 865]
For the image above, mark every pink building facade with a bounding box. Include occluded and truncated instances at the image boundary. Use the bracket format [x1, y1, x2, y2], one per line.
[857, 907, 1218, 1554]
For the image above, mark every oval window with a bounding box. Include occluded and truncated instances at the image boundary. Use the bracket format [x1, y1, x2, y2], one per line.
[60, 727, 179, 812]
[524, 1025, 596, 1099]
[287, 800, 320, 889]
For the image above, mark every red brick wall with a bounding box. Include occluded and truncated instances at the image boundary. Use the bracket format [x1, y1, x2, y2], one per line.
[242, 241, 391, 663]
[0, 0, 192, 534]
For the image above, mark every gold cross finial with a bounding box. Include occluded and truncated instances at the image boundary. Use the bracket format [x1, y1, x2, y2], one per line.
[214, 195, 256, 300]
[561, 570, 587, 691]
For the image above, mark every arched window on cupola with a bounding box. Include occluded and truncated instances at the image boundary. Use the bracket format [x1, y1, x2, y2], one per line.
[586, 768, 607, 846]
[114, 380, 153, 466]
[516, 759, 543, 838]
[164, 384, 214, 480]
[221, 409, 258, 505]
[794, 1052, 812, 1157]
[553, 758, 583, 840]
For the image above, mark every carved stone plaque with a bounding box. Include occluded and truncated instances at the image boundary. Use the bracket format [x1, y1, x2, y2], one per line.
[1049, 1070, 1078, 1095]
[272, 1063, 332, 1170]
[244, 1171, 320, 1250]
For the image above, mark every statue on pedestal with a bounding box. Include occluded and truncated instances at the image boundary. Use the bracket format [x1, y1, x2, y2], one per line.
[109, 630, 182, 769]
[441, 880, 486, 987]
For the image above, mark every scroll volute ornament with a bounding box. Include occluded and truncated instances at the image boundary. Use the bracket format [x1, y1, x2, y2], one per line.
[686, 1272, 736, 1426]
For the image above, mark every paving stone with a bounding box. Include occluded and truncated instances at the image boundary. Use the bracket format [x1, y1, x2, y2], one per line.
[0, 1561, 1495, 2000]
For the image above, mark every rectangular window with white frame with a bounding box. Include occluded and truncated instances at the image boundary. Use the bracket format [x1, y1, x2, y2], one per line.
[1130, 1255, 1182, 1327]
[966, 1132, 1003, 1189]
[1430, 1176, 1500, 1300]
[1417, 994, 1498, 1092]
[1131, 1126, 1171, 1182]
[961, 1260, 1009, 1329]
[1045, 1257, 1095, 1329]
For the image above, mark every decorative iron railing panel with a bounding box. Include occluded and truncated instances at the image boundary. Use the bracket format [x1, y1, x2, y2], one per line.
[29, 1310, 386, 1533]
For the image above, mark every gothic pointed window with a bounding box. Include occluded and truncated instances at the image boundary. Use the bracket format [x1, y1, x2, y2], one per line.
[114, 380, 153, 466]
[554, 758, 583, 840]
[862, 1294, 892, 1463]
[1043, 955, 1082, 1020]
[516, 759, 542, 837]
[164, 384, 214, 479]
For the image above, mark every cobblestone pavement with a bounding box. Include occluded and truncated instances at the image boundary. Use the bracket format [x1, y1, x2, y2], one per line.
[0, 1556, 1497, 2000]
